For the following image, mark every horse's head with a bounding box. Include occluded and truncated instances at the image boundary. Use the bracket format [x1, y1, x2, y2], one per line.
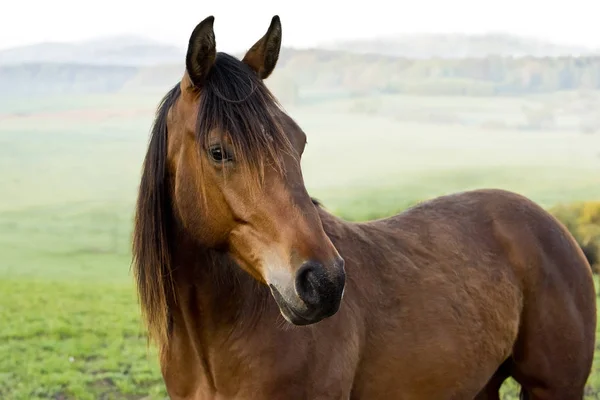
[140, 16, 345, 328]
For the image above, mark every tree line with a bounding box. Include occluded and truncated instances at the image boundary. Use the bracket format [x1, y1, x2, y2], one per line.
[272, 53, 600, 97]
[3, 53, 600, 98]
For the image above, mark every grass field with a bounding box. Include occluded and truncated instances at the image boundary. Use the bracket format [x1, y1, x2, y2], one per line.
[1, 92, 599, 398]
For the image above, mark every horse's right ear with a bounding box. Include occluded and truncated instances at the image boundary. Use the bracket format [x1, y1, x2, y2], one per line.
[242, 15, 282, 80]
[185, 16, 217, 88]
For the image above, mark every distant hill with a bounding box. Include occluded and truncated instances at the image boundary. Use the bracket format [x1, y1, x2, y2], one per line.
[2, 32, 598, 68]
[0, 63, 140, 96]
[0, 35, 184, 66]
[321, 33, 598, 58]
[2, 42, 600, 100]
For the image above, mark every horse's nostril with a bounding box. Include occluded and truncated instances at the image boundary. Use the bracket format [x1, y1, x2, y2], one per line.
[295, 262, 323, 307]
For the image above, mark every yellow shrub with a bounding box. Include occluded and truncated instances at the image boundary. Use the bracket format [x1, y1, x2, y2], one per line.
[550, 201, 600, 274]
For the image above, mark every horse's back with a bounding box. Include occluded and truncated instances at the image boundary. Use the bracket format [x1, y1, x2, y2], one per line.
[384, 188, 594, 288]
[338, 188, 596, 399]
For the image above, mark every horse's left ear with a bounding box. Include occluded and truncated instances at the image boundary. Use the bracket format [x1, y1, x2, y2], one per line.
[242, 15, 282, 80]
[186, 15, 217, 88]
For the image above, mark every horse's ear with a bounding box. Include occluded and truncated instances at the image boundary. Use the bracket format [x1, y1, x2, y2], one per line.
[185, 16, 217, 88]
[242, 15, 282, 80]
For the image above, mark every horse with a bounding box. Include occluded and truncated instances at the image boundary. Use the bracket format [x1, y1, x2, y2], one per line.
[131, 15, 597, 399]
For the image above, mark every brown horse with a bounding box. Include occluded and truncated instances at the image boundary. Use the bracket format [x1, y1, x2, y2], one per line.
[132, 15, 597, 399]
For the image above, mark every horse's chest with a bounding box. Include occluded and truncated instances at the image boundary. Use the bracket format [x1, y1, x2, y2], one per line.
[192, 336, 357, 399]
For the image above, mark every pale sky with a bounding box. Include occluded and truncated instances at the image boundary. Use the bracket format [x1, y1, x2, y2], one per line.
[1, 0, 599, 51]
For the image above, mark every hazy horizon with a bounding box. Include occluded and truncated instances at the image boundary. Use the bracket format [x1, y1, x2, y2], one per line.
[1, 0, 599, 51]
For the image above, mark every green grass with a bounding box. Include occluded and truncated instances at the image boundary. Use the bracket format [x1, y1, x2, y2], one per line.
[1, 92, 599, 398]
[0, 207, 598, 399]
[0, 278, 166, 400]
[0, 204, 598, 399]
[0, 205, 168, 399]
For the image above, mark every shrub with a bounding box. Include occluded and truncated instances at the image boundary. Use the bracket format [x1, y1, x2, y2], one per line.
[549, 201, 600, 274]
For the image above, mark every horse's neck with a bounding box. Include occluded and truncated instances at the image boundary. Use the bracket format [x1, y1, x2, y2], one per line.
[164, 234, 276, 395]
[170, 233, 272, 336]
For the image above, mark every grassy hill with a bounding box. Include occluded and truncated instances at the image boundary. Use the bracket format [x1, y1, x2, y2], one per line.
[1, 92, 600, 398]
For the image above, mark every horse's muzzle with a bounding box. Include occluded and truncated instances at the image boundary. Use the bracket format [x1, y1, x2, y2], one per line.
[270, 257, 346, 325]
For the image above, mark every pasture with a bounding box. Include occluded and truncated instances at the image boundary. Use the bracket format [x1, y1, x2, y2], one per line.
[0, 92, 599, 399]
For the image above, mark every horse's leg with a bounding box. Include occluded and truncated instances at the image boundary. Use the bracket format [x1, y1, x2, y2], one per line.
[509, 337, 590, 400]
[473, 360, 511, 400]
[507, 264, 595, 400]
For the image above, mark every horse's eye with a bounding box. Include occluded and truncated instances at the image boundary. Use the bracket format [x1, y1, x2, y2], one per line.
[209, 145, 232, 163]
